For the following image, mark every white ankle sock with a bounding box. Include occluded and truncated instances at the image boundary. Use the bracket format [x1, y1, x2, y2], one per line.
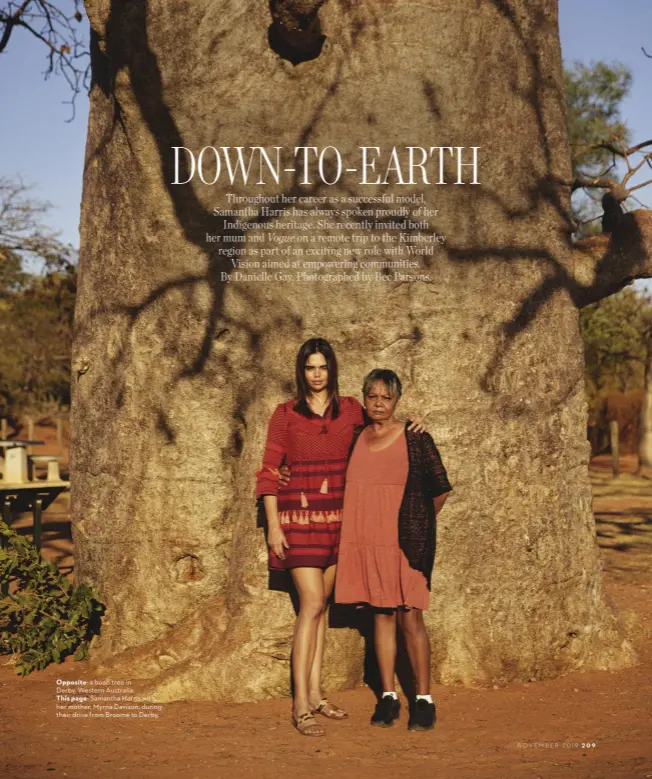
[416, 694, 433, 703]
[382, 691, 398, 700]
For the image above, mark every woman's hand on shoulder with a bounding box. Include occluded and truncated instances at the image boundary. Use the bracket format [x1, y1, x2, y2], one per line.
[407, 416, 428, 434]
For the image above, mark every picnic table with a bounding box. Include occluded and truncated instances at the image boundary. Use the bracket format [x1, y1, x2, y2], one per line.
[0, 439, 70, 552]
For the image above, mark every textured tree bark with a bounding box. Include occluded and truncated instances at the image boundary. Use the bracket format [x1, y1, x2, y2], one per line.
[73, 0, 646, 702]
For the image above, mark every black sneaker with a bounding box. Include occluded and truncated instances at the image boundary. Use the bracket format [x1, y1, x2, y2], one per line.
[370, 695, 401, 727]
[408, 698, 436, 731]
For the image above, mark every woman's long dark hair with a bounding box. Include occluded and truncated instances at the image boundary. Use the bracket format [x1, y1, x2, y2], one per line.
[294, 338, 341, 419]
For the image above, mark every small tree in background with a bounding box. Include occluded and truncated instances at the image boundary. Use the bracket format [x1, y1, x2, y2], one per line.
[580, 288, 652, 461]
[570, 51, 652, 464]
[564, 60, 633, 238]
[581, 288, 649, 396]
[0, 270, 76, 418]
[0, 177, 76, 421]
[565, 61, 632, 176]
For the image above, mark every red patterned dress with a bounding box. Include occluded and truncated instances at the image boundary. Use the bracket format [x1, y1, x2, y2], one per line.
[256, 396, 364, 570]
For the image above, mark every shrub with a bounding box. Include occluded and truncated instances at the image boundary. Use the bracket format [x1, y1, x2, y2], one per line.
[0, 518, 103, 676]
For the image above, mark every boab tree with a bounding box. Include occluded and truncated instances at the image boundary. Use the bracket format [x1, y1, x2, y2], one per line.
[72, 0, 651, 702]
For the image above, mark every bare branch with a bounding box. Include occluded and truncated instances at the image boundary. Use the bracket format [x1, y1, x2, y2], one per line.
[625, 139, 652, 155]
[572, 175, 621, 193]
[572, 124, 652, 218]
[0, 0, 31, 53]
[631, 194, 650, 209]
[622, 152, 652, 186]
[0, 175, 75, 271]
[0, 1, 89, 118]
[578, 214, 603, 226]
[629, 178, 652, 195]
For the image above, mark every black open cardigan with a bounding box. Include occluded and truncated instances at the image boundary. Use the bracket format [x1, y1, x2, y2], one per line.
[348, 421, 452, 589]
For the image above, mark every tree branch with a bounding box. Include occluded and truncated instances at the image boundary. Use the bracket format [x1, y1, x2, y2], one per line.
[572, 138, 652, 215]
[629, 178, 652, 194]
[0, 0, 31, 54]
[626, 139, 652, 155]
[0, 1, 89, 118]
[572, 175, 620, 193]
[574, 209, 652, 306]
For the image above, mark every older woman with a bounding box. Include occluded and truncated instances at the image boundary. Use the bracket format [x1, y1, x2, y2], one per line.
[335, 369, 452, 731]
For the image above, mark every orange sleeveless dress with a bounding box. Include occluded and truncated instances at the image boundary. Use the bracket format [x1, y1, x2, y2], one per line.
[335, 430, 430, 610]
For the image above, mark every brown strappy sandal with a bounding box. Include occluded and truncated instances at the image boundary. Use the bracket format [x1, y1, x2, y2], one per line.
[312, 698, 348, 720]
[293, 711, 325, 736]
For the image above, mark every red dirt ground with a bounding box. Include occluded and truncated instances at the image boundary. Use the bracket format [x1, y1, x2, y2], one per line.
[1, 444, 651, 779]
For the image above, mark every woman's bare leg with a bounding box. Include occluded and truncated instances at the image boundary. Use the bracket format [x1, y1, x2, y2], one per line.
[398, 609, 430, 695]
[374, 611, 398, 692]
[307, 564, 336, 710]
[290, 567, 327, 728]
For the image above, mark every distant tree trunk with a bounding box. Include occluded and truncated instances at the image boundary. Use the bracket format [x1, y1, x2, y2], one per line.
[610, 420, 620, 478]
[73, 0, 650, 702]
[638, 335, 652, 472]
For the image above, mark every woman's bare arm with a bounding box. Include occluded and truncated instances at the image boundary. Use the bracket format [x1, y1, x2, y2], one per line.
[434, 491, 450, 515]
[263, 495, 289, 560]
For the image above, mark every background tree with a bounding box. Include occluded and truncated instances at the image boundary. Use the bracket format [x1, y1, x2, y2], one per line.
[0, 269, 76, 417]
[580, 288, 652, 453]
[0, 177, 76, 420]
[0, 247, 27, 299]
[580, 288, 649, 396]
[567, 54, 652, 464]
[0, 0, 88, 113]
[71, 0, 651, 702]
[0, 177, 76, 271]
[564, 61, 632, 237]
[565, 61, 632, 177]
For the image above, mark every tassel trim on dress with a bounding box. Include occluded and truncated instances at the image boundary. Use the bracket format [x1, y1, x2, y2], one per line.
[279, 509, 343, 525]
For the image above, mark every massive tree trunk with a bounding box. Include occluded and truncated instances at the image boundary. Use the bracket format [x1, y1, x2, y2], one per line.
[73, 0, 650, 702]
